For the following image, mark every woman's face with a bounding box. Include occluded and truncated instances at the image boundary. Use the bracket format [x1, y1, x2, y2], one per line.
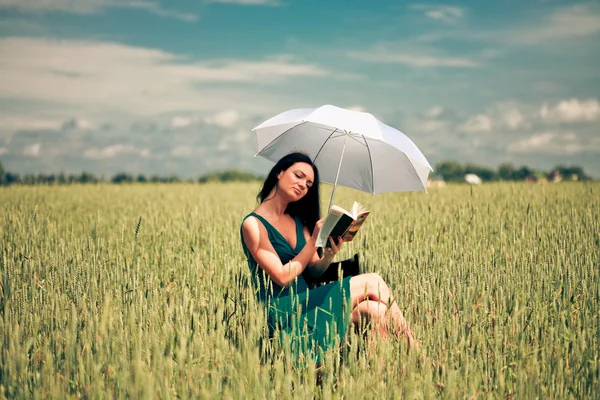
[278, 162, 314, 200]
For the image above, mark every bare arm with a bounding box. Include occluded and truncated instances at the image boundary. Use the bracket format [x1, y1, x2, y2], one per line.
[241, 217, 321, 287]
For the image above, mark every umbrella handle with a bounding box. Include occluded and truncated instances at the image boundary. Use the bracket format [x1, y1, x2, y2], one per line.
[328, 132, 348, 211]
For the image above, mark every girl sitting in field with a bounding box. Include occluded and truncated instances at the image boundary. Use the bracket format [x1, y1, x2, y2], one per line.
[240, 152, 417, 363]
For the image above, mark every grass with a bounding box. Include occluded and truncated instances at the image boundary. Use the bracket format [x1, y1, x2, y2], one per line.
[1, 182, 599, 398]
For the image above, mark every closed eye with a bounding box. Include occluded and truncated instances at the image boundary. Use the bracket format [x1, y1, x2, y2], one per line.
[295, 170, 313, 188]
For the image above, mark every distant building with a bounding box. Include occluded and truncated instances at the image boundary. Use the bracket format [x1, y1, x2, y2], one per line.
[427, 179, 446, 188]
[547, 170, 562, 183]
[526, 175, 537, 183]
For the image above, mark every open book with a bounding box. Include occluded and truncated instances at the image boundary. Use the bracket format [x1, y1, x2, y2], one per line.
[316, 202, 370, 248]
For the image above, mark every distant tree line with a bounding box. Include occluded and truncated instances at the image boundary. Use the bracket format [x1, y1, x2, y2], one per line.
[433, 161, 591, 182]
[0, 160, 593, 186]
[0, 161, 263, 186]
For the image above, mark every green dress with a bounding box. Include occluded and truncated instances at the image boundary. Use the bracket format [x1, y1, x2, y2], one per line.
[240, 213, 352, 364]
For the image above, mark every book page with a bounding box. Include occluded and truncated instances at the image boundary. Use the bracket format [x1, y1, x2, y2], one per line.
[316, 212, 343, 247]
[330, 204, 352, 218]
[317, 202, 370, 247]
[350, 201, 368, 218]
[349, 202, 358, 218]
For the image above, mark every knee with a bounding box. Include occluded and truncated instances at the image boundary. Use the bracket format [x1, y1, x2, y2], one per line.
[365, 273, 389, 294]
[354, 300, 387, 324]
[365, 272, 385, 285]
[351, 273, 392, 305]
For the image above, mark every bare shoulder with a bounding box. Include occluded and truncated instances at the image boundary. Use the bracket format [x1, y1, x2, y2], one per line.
[242, 215, 259, 233]
[242, 215, 264, 246]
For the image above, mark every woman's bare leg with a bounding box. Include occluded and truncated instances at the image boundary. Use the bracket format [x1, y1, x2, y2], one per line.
[349, 273, 392, 307]
[387, 299, 418, 349]
[351, 299, 388, 338]
[349, 274, 418, 348]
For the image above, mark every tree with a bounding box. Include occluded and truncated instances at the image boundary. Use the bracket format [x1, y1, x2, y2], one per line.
[0, 161, 5, 185]
[198, 169, 262, 183]
[464, 163, 497, 182]
[513, 166, 532, 181]
[435, 161, 464, 182]
[553, 164, 589, 181]
[37, 173, 55, 184]
[111, 173, 134, 184]
[149, 175, 162, 183]
[57, 172, 67, 185]
[23, 174, 37, 185]
[79, 172, 98, 184]
[497, 163, 516, 181]
[5, 172, 20, 184]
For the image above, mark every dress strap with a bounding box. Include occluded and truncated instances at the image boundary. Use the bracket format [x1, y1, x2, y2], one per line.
[245, 212, 300, 252]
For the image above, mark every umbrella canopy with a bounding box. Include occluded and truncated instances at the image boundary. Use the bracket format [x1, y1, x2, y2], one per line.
[253, 105, 432, 206]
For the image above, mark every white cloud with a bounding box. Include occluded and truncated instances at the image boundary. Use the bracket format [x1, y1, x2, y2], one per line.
[171, 146, 193, 158]
[507, 131, 586, 155]
[348, 47, 478, 68]
[411, 4, 465, 24]
[459, 102, 534, 133]
[0, 116, 63, 131]
[509, 132, 554, 151]
[0, 147, 7, 155]
[497, 104, 525, 130]
[540, 98, 600, 124]
[23, 142, 41, 156]
[424, 105, 444, 118]
[204, 0, 279, 5]
[533, 82, 564, 94]
[480, 49, 503, 59]
[61, 118, 95, 130]
[460, 114, 492, 133]
[416, 4, 600, 46]
[204, 110, 240, 128]
[0, 0, 198, 21]
[0, 0, 106, 13]
[83, 144, 146, 159]
[171, 116, 194, 129]
[218, 129, 252, 151]
[0, 37, 332, 116]
[120, 2, 197, 22]
[416, 119, 447, 134]
[508, 4, 600, 45]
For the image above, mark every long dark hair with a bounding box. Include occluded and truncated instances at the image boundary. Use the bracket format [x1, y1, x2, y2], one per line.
[257, 152, 321, 233]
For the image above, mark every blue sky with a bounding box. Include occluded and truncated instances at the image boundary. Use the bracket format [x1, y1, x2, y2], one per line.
[0, 0, 599, 178]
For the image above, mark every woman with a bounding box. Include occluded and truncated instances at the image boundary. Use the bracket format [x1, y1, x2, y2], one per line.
[240, 152, 416, 363]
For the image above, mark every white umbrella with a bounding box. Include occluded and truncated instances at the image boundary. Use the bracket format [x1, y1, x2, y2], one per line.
[253, 104, 432, 209]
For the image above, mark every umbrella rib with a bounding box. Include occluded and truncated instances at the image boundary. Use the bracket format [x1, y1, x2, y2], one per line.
[255, 120, 309, 155]
[330, 132, 346, 139]
[313, 128, 338, 163]
[362, 135, 375, 193]
[401, 152, 426, 192]
[348, 134, 368, 147]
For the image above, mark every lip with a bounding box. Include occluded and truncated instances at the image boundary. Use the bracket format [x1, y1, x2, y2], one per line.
[293, 187, 302, 195]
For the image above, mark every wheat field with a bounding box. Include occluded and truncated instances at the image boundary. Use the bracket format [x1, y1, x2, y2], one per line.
[1, 182, 599, 399]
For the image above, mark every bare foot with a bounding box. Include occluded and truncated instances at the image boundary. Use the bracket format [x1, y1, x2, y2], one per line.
[406, 331, 420, 351]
